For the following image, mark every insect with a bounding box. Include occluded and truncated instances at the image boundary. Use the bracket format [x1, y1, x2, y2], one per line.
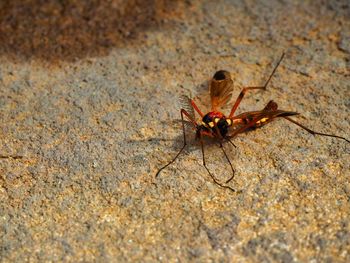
[156, 53, 349, 192]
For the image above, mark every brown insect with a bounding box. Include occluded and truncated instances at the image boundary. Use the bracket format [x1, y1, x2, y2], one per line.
[156, 53, 349, 192]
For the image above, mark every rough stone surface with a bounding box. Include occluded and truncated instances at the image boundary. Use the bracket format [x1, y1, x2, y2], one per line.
[1, 0, 349, 262]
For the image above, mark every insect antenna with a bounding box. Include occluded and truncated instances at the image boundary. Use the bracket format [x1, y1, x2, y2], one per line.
[283, 117, 350, 143]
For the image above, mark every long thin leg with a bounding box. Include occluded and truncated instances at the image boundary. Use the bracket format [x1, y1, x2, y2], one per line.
[283, 117, 350, 143]
[211, 122, 236, 183]
[200, 134, 235, 192]
[229, 53, 285, 118]
[212, 123, 235, 183]
[155, 109, 197, 177]
[190, 99, 204, 118]
[219, 142, 235, 183]
[226, 137, 237, 148]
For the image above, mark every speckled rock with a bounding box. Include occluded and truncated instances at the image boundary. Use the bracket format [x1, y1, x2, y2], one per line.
[1, 0, 349, 262]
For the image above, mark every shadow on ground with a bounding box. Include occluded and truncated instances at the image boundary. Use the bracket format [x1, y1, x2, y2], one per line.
[0, 0, 185, 62]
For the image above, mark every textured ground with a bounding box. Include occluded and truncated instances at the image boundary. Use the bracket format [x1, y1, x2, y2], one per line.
[1, 0, 350, 262]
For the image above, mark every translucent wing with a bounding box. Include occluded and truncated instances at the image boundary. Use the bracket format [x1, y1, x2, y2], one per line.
[179, 95, 195, 120]
[209, 70, 234, 111]
[169, 96, 197, 141]
[228, 107, 299, 137]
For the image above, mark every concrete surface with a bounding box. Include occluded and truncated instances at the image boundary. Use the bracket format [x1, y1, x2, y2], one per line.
[1, 0, 349, 262]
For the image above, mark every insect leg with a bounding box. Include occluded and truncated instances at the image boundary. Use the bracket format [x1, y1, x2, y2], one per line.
[229, 53, 285, 118]
[200, 133, 235, 192]
[283, 117, 350, 143]
[226, 137, 237, 148]
[212, 123, 236, 183]
[155, 109, 197, 177]
[219, 142, 235, 183]
[190, 99, 204, 118]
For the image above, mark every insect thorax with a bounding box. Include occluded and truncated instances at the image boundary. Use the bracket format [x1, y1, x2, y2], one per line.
[199, 111, 231, 137]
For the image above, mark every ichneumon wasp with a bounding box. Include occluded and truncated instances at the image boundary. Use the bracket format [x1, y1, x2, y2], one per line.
[156, 53, 349, 192]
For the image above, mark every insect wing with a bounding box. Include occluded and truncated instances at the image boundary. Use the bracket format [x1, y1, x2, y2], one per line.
[179, 95, 195, 120]
[177, 95, 198, 139]
[228, 110, 299, 137]
[210, 70, 234, 111]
